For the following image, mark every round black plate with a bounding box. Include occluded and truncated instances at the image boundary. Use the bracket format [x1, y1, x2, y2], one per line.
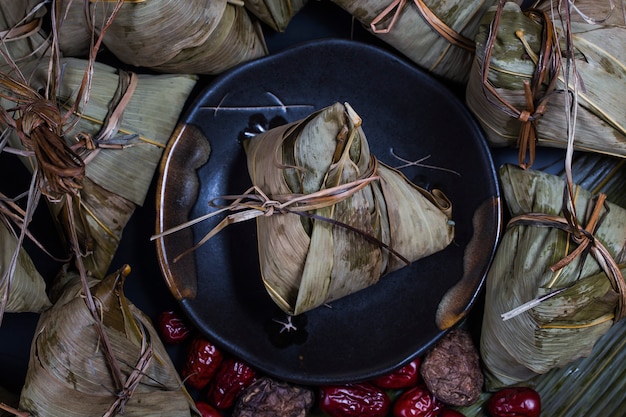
[156, 39, 500, 385]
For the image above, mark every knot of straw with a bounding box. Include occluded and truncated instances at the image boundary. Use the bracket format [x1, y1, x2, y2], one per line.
[506, 193, 626, 322]
[481, 4, 561, 169]
[370, 0, 475, 51]
[16, 100, 85, 196]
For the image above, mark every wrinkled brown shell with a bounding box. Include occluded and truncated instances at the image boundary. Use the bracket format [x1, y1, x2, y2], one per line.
[232, 377, 314, 417]
[420, 328, 483, 406]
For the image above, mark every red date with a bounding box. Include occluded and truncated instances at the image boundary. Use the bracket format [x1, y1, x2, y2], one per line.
[157, 310, 192, 344]
[195, 401, 223, 417]
[393, 385, 443, 417]
[487, 387, 541, 417]
[207, 357, 257, 409]
[318, 382, 391, 417]
[372, 358, 421, 389]
[182, 337, 224, 390]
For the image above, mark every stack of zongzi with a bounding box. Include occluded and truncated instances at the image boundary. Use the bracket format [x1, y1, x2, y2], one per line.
[241, 102, 454, 315]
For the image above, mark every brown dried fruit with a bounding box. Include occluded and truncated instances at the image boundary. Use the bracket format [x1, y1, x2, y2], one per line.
[231, 376, 314, 417]
[420, 328, 483, 407]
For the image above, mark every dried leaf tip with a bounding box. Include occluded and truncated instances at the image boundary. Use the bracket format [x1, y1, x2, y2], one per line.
[344, 102, 362, 127]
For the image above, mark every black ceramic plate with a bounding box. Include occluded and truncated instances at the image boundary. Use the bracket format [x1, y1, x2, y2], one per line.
[155, 39, 501, 385]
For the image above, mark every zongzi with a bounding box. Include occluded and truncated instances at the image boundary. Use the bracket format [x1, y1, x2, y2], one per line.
[2, 57, 197, 279]
[19, 266, 200, 417]
[62, 0, 268, 74]
[0, 0, 50, 74]
[480, 164, 626, 390]
[330, 0, 497, 84]
[242, 102, 454, 315]
[466, 1, 626, 167]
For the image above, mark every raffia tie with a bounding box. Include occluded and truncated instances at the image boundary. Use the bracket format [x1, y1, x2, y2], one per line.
[507, 193, 626, 322]
[370, 0, 475, 51]
[154, 156, 410, 265]
[481, 3, 561, 169]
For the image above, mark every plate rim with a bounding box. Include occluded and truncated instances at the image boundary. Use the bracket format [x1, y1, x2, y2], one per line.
[155, 38, 501, 385]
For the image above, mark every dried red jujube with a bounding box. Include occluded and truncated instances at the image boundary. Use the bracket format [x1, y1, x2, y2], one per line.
[182, 337, 224, 390]
[207, 357, 257, 409]
[486, 387, 541, 417]
[157, 310, 192, 344]
[318, 382, 391, 417]
[372, 358, 421, 389]
[392, 384, 443, 417]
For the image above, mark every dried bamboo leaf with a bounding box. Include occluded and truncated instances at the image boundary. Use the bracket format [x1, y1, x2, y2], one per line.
[480, 164, 626, 390]
[243, 102, 454, 315]
[19, 266, 200, 417]
[79, 0, 268, 74]
[244, 0, 308, 31]
[564, 153, 626, 207]
[467, 2, 626, 160]
[0, 219, 51, 314]
[330, 0, 497, 83]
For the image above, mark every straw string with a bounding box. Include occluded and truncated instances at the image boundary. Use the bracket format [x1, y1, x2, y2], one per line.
[480, 2, 561, 169]
[370, 0, 475, 51]
[153, 156, 411, 266]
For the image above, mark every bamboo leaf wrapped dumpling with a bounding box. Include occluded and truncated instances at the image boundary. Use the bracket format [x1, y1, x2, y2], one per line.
[480, 164, 626, 390]
[243, 102, 454, 315]
[19, 266, 199, 417]
[466, 2, 626, 167]
[330, 0, 498, 84]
